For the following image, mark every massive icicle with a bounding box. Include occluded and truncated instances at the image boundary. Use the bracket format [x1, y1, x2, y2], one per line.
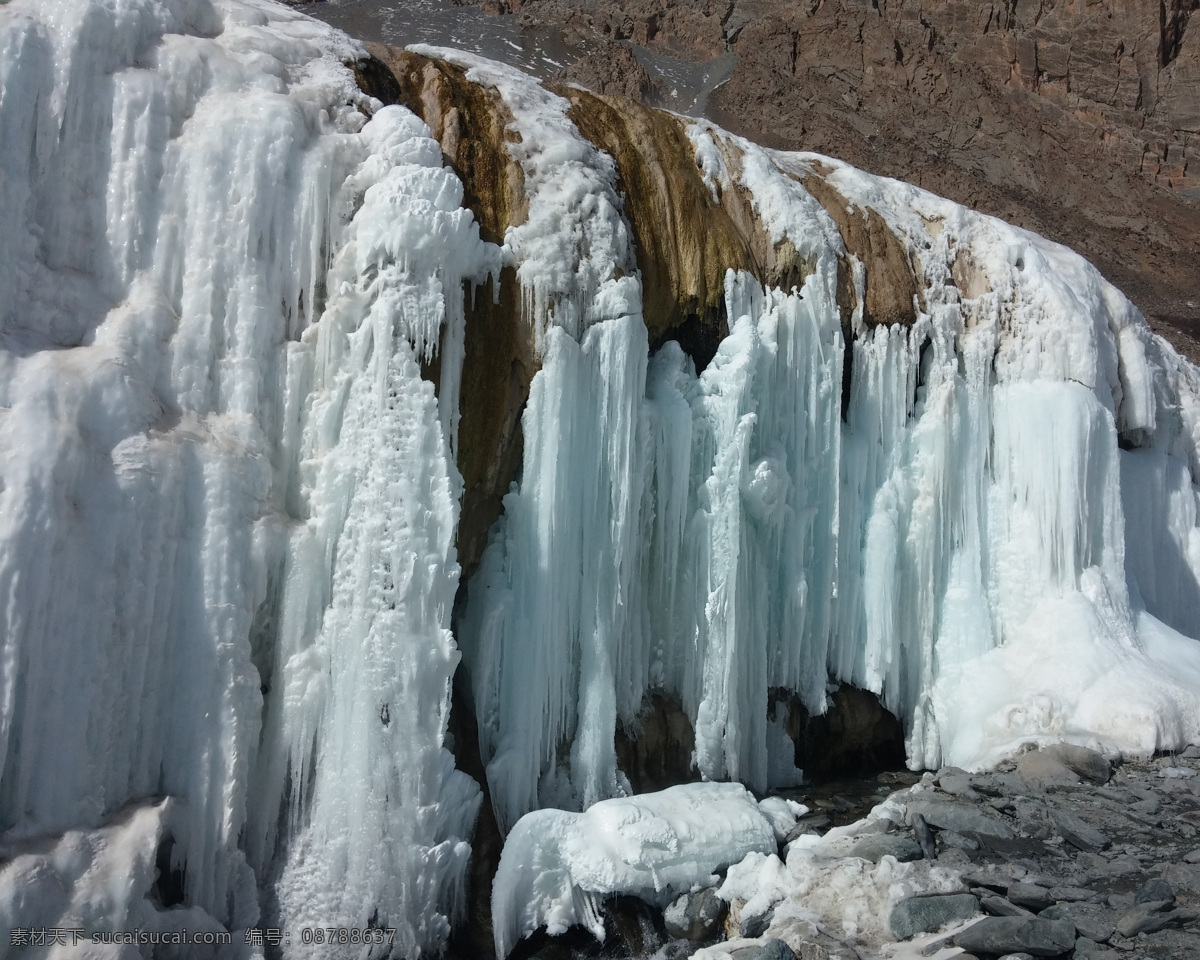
[0, 1, 493, 953]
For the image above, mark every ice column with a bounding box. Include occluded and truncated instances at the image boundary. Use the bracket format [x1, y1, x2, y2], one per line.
[247, 107, 497, 956]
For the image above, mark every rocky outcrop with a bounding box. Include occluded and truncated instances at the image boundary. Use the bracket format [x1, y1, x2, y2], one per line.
[465, 0, 1200, 360]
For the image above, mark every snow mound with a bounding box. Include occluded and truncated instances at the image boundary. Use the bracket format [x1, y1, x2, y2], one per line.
[492, 783, 779, 957]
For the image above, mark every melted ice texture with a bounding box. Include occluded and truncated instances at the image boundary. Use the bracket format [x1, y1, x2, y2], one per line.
[1, 0, 1199, 955]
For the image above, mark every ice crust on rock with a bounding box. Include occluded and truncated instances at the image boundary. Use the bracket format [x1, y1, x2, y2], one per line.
[492, 783, 778, 958]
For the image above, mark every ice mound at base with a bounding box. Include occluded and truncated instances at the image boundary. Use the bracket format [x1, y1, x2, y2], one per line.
[492, 783, 782, 958]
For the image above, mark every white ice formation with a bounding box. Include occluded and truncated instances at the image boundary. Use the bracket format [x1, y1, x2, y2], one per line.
[0, 0, 492, 954]
[492, 783, 780, 958]
[463, 112, 1200, 834]
[1, 0, 1199, 955]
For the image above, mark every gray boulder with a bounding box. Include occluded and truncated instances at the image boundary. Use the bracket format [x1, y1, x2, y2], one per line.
[1135, 877, 1175, 903]
[663, 887, 725, 941]
[906, 799, 1015, 839]
[1163, 862, 1200, 892]
[739, 910, 773, 939]
[1016, 752, 1079, 785]
[1048, 809, 1109, 852]
[952, 916, 1076, 957]
[1041, 744, 1112, 784]
[1006, 882, 1053, 911]
[981, 895, 1033, 918]
[938, 774, 981, 800]
[1114, 899, 1193, 937]
[890, 893, 979, 940]
[849, 833, 922, 864]
[1073, 915, 1114, 943]
[730, 940, 799, 960]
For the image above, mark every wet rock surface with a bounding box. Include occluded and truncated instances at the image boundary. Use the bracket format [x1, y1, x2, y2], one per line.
[889, 892, 979, 939]
[665, 889, 727, 942]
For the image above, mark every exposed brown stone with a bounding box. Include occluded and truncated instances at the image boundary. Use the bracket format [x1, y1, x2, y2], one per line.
[363, 45, 538, 578]
[615, 692, 698, 794]
[800, 173, 920, 330]
[560, 88, 754, 350]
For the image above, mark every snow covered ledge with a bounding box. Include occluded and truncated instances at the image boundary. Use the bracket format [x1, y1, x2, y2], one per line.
[491, 783, 803, 958]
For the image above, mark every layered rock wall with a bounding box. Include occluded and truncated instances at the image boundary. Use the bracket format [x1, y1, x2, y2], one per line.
[469, 0, 1200, 352]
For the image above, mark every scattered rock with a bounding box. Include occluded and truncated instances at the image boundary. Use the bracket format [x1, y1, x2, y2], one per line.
[730, 940, 799, 960]
[1072, 915, 1114, 943]
[1006, 882, 1054, 912]
[981, 896, 1033, 918]
[1135, 877, 1175, 904]
[1114, 899, 1189, 937]
[664, 887, 725, 941]
[911, 812, 937, 861]
[1048, 809, 1109, 852]
[1016, 752, 1080, 785]
[890, 894, 980, 940]
[1046, 886, 1094, 903]
[907, 799, 1015, 839]
[1041, 744, 1111, 784]
[940, 830, 979, 852]
[783, 813, 831, 842]
[1163, 862, 1200, 893]
[848, 833, 922, 864]
[952, 916, 1076, 957]
[938, 774, 981, 800]
[739, 910, 773, 940]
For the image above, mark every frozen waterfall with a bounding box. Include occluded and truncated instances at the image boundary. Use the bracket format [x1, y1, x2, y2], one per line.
[1, 0, 1200, 956]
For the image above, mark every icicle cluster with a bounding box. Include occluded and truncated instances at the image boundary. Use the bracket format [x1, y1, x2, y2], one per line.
[460, 109, 1200, 833]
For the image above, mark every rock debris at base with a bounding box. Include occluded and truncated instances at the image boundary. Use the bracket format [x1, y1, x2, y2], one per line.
[510, 745, 1200, 960]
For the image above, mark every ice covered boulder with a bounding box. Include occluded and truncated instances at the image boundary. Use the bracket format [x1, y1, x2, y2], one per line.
[491, 783, 778, 957]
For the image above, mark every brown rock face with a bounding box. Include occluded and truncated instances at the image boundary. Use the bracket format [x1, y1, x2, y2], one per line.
[362, 45, 536, 579]
[478, 0, 1200, 359]
[614, 692, 699, 793]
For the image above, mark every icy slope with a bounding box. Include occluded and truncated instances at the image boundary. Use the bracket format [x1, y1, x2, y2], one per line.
[0, 1, 1199, 956]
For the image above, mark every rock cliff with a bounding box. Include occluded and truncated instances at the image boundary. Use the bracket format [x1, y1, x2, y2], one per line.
[460, 0, 1200, 359]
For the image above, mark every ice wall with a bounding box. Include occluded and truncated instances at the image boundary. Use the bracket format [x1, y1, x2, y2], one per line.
[460, 110, 1200, 829]
[0, 1, 492, 954]
[2, 0, 1200, 953]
